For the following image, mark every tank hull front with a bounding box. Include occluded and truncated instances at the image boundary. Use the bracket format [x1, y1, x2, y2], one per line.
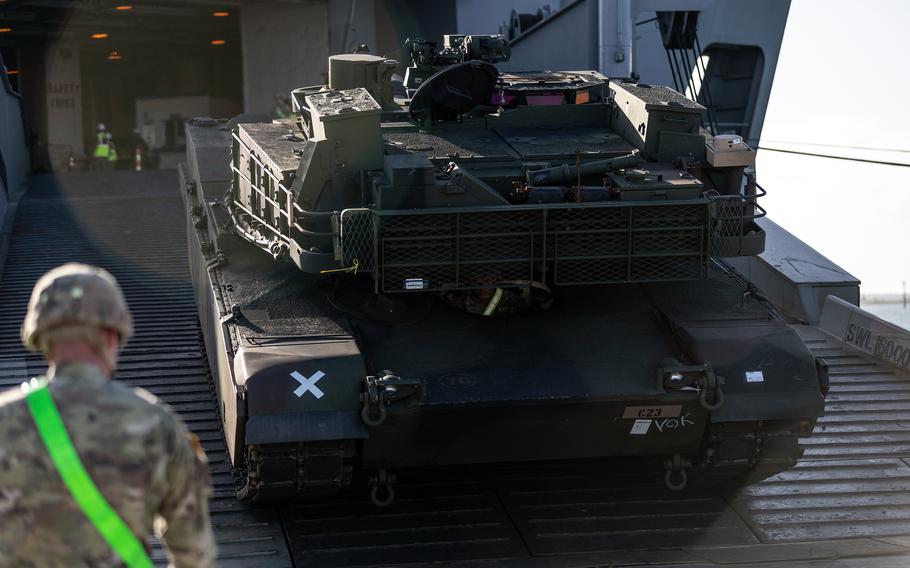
[362, 397, 707, 468]
[180, 121, 824, 501]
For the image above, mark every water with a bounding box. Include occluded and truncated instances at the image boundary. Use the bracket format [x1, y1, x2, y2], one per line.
[862, 303, 910, 332]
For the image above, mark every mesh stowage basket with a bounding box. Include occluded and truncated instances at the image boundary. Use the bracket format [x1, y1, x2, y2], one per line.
[338, 202, 718, 292]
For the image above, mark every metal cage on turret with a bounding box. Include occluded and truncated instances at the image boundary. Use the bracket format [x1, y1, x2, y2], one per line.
[335, 186, 765, 293]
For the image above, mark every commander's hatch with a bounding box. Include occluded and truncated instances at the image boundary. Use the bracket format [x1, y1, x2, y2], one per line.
[409, 60, 498, 122]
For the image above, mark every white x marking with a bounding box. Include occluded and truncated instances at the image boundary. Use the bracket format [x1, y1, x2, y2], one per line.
[291, 370, 326, 399]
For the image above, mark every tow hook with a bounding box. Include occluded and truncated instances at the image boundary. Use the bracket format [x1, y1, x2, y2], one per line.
[360, 371, 421, 427]
[698, 372, 725, 411]
[369, 468, 396, 507]
[659, 360, 725, 411]
[663, 453, 691, 491]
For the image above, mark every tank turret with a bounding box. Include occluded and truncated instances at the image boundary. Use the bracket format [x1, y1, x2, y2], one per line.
[229, 34, 765, 294]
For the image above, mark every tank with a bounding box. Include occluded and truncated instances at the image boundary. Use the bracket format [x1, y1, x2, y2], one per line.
[179, 35, 828, 505]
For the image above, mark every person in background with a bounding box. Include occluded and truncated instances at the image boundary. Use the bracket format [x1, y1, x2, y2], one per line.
[107, 140, 118, 169]
[273, 92, 292, 119]
[93, 123, 112, 170]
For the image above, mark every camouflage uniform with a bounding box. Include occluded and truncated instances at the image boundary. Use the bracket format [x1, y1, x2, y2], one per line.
[0, 264, 216, 567]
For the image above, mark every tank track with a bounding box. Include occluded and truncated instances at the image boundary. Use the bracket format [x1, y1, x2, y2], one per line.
[691, 419, 809, 489]
[234, 420, 807, 502]
[236, 441, 356, 503]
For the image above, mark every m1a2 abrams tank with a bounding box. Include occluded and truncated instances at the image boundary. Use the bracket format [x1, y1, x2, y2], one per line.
[180, 34, 828, 505]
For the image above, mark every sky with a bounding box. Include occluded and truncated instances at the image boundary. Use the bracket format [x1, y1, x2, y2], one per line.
[758, 0, 910, 296]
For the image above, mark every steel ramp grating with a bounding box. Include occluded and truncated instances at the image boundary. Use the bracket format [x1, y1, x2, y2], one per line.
[2, 173, 910, 567]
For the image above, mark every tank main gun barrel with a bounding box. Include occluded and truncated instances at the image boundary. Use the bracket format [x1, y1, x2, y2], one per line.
[525, 150, 643, 185]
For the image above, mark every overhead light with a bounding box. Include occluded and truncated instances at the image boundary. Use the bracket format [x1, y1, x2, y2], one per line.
[107, 51, 122, 60]
[210, 39, 226, 45]
[91, 33, 109, 39]
[0, 28, 11, 33]
[212, 11, 230, 17]
[115, 5, 133, 10]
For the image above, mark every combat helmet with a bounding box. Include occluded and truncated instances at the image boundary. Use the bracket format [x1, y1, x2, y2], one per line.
[21, 263, 133, 352]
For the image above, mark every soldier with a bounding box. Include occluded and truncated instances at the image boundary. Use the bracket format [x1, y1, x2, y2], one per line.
[272, 92, 292, 119]
[0, 263, 216, 568]
[93, 123, 112, 170]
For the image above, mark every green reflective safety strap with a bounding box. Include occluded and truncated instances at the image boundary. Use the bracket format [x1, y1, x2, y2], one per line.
[482, 287, 504, 316]
[25, 380, 153, 568]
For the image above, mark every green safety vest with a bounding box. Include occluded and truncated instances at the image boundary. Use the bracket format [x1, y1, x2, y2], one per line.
[24, 378, 153, 568]
[94, 132, 110, 158]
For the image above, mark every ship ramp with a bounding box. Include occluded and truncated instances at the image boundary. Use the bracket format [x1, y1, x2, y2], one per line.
[1, 170, 909, 567]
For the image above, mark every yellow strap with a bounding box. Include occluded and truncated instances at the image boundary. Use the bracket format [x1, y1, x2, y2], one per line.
[320, 258, 359, 275]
